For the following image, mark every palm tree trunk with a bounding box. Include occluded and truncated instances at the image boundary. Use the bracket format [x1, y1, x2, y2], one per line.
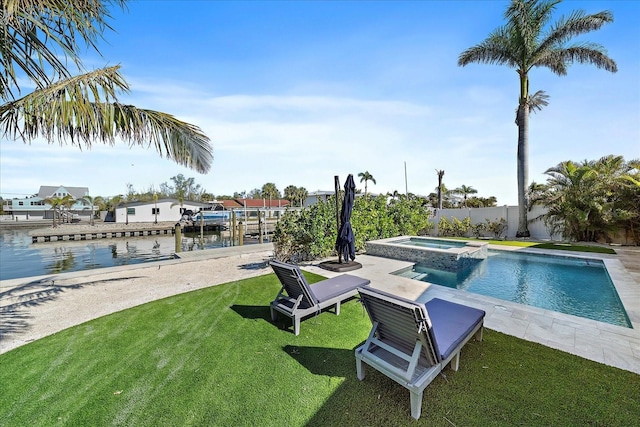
[437, 170, 444, 209]
[516, 102, 530, 237]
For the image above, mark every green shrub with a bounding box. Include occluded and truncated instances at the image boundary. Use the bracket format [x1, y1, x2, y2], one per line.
[470, 222, 486, 238]
[451, 216, 471, 237]
[438, 216, 452, 236]
[273, 201, 337, 262]
[485, 218, 508, 239]
[273, 194, 433, 262]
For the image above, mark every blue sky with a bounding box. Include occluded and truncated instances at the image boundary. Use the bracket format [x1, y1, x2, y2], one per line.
[1, 0, 638, 204]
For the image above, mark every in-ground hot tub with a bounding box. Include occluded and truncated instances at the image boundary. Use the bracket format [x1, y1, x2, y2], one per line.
[365, 236, 488, 272]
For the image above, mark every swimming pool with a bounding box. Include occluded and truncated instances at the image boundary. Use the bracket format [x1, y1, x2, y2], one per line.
[393, 250, 632, 328]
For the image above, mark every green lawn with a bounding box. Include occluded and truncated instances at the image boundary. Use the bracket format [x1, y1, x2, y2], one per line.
[1, 272, 637, 426]
[439, 236, 617, 254]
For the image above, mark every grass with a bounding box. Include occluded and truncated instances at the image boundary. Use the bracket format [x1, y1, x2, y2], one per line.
[529, 242, 617, 254]
[439, 236, 617, 254]
[1, 271, 638, 426]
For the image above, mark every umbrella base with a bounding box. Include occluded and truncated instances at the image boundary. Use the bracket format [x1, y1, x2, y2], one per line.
[318, 260, 362, 272]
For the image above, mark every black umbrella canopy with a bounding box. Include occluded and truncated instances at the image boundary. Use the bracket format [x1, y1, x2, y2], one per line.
[335, 174, 356, 263]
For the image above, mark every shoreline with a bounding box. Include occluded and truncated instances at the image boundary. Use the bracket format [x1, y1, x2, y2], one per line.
[0, 244, 277, 354]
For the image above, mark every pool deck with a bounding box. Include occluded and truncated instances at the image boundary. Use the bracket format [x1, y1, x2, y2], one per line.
[305, 245, 640, 375]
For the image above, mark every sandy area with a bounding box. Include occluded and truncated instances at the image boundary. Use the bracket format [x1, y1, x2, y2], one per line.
[0, 245, 275, 354]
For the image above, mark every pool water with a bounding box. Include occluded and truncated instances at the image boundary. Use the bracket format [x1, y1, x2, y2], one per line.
[395, 250, 631, 328]
[394, 237, 468, 250]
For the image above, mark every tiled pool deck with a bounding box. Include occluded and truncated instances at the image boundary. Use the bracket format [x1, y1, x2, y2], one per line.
[305, 245, 640, 375]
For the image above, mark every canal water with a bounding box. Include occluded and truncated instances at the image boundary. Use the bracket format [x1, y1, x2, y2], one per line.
[0, 228, 256, 281]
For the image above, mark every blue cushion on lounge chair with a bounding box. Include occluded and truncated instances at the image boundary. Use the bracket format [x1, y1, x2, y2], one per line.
[425, 298, 485, 360]
[355, 288, 485, 419]
[309, 274, 370, 302]
[269, 260, 370, 335]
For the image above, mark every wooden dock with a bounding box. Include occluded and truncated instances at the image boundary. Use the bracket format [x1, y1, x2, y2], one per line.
[30, 225, 175, 243]
[28, 221, 275, 243]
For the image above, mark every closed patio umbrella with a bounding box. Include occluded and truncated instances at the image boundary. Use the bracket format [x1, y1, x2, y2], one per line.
[335, 174, 356, 263]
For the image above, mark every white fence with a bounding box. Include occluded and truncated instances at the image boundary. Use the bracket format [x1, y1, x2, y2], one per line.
[432, 205, 561, 240]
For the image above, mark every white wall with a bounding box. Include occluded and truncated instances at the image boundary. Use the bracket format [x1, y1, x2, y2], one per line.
[432, 205, 561, 240]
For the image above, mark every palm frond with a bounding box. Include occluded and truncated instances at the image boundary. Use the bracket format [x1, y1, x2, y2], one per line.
[458, 28, 518, 68]
[544, 10, 614, 47]
[554, 44, 617, 72]
[533, 9, 616, 72]
[1, 0, 127, 98]
[113, 106, 212, 174]
[528, 90, 549, 112]
[0, 66, 212, 173]
[514, 89, 549, 122]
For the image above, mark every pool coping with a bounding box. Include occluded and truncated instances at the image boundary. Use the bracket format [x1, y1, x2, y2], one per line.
[304, 246, 640, 375]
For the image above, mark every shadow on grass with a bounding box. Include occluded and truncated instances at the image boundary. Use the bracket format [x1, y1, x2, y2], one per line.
[283, 345, 355, 377]
[229, 304, 272, 322]
[229, 304, 319, 334]
[283, 344, 413, 425]
[0, 276, 144, 340]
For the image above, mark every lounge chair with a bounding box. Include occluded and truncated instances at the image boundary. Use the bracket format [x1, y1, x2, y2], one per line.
[269, 260, 370, 335]
[355, 286, 485, 420]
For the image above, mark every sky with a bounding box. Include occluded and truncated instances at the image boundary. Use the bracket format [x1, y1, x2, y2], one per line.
[1, 0, 639, 205]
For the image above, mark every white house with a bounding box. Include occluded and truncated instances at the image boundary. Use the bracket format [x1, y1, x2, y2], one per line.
[113, 199, 214, 223]
[303, 190, 335, 207]
[2, 185, 93, 220]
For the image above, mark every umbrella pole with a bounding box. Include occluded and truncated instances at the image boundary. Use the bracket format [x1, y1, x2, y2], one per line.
[334, 175, 342, 263]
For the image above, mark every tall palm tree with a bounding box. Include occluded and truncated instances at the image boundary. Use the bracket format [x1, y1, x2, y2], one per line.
[435, 169, 445, 209]
[1, 1, 212, 173]
[358, 171, 376, 196]
[458, 0, 617, 237]
[453, 185, 478, 208]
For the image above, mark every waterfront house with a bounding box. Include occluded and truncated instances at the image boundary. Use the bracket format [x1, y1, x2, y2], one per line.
[114, 198, 292, 224]
[2, 185, 93, 221]
[113, 199, 211, 223]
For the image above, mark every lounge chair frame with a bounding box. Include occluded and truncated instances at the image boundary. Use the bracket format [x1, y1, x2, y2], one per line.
[269, 260, 370, 335]
[355, 286, 484, 420]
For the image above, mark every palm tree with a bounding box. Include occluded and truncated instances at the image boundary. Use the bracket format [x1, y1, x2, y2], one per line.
[453, 185, 478, 208]
[294, 187, 308, 207]
[80, 195, 97, 226]
[358, 171, 376, 196]
[60, 195, 76, 223]
[283, 185, 298, 205]
[532, 156, 639, 242]
[1, 1, 212, 173]
[43, 196, 65, 228]
[458, 0, 617, 237]
[261, 183, 281, 203]
[435, 170, 445, 209]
